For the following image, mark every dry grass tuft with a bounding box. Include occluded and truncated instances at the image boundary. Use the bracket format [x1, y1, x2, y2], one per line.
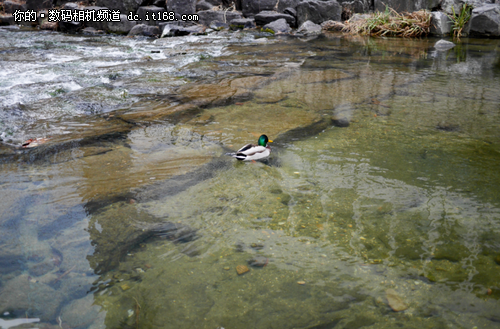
[343, 7, 431, 38]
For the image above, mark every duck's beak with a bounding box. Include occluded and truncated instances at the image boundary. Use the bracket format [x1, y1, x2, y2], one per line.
[268, 140, 273, 143]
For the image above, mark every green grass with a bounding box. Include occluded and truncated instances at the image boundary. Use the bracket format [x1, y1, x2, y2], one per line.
[447, 4, 473, 40]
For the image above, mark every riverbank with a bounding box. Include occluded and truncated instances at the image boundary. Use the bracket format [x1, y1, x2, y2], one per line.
[1, 0, 499, 38]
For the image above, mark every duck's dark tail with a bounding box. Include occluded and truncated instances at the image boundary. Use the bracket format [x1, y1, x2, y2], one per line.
[225, 152, 245, 161]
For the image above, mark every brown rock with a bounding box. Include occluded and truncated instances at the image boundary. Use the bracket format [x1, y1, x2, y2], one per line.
[40, 22, 57, 30]
[236, 265, 249, 275]
[385, 289, 408, 312]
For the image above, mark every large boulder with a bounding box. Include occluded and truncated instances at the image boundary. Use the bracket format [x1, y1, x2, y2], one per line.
[262, 18, 291, 33]
[440, 0, 494, 14]
[196, 10, 243, 26]
[374, 0, 413, 12]
[241, 0, 277, 17]
[26, 0, 53, 11]
[166, 0, 197, 17]
[430, 11, 453, 35]
[0, 14, 15, 26]
[84, 6, 109, 31]
[254, 10, 295, 26]
[196, 1, 214, 11]
[336, 0, 371, 13]
[107, 14, 137, 33]
[469, 4, 500, 37]
[59, 20, 84, 33]
[374, 0, 442, 12]
[137, 6, 167, 25]
[95, 0, 143, 14]
[240, 0, 300, 16]
[296, 0, 341, 26]
[3, 1, 27, 13]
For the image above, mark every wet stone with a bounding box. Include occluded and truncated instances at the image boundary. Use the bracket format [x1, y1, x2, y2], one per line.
[250, 243, 264, 250]
[247, 256, 268, 267]
[236, 265, 249, 275]
[385, 289, 408, 312]
[331, 115, 350, 127]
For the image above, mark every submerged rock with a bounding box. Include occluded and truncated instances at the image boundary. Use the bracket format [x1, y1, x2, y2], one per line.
[385, 289, 408, 312]
[0, 274, 64, 320]
[247, 256, 269, 267]
[60, 295, 104, 329]
[331, 115, 350, 127]
[236, 264, 250, 275]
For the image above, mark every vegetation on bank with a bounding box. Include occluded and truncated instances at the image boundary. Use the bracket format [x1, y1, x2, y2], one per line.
[447, 3, 473, 39]
[343, 7, 431, 37]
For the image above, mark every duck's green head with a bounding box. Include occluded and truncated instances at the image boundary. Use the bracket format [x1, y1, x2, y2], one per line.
[258, 134, 273, 147]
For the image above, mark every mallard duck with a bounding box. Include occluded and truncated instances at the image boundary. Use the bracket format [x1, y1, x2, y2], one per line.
[229, 134, 273, 161]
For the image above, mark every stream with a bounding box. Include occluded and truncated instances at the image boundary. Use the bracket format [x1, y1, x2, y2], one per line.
[1, 26, 500, 329]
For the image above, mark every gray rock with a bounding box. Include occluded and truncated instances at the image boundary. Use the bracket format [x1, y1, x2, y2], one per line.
[95, 0, 143, 14]
[3, 1, 28, 13]
[262, 18, 291, 33]
[297, 20, 322, 34]
[62, 2, 82, 10]
[441, 0, 495, 14]
[137, 5, 167, 26]
[210, 21, 230, 30]
[296, 0, 341, 26]
[430, 11, 453, 35]
[332, 115, 350, 127]
[0, 14, 15, 26]
[161, 24, 205, 36]
[107, 14, 137, 33]
[128, 24, 160, 36]
[470, 4, 500, 37]
[167, 0, 197, 17]
[59, 20, 84, 33]
[197, 0, 214, 11]
[84, 6, 109, 31]
[434, 39, 456, 50]
[283, 7, 297, 18]
[153, 0, 166, 7]
[60, 295, 105, 329]
[374, 0, 414, 12]
[254, 10, 295, 27]
[26, 0, 53, 11]
[230, 17, 256, 29]
[196, 10, 243, 26]
[0, 274, 64, 321]
[337, 0, 371, 13]
[40, 21, 57, 30]
[82, 26, 105, 34]
[206, 0, 223, 5]
[241, 0, 278, 17]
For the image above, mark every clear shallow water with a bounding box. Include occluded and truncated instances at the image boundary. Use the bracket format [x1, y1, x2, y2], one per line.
[0, 27, 500, 329]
